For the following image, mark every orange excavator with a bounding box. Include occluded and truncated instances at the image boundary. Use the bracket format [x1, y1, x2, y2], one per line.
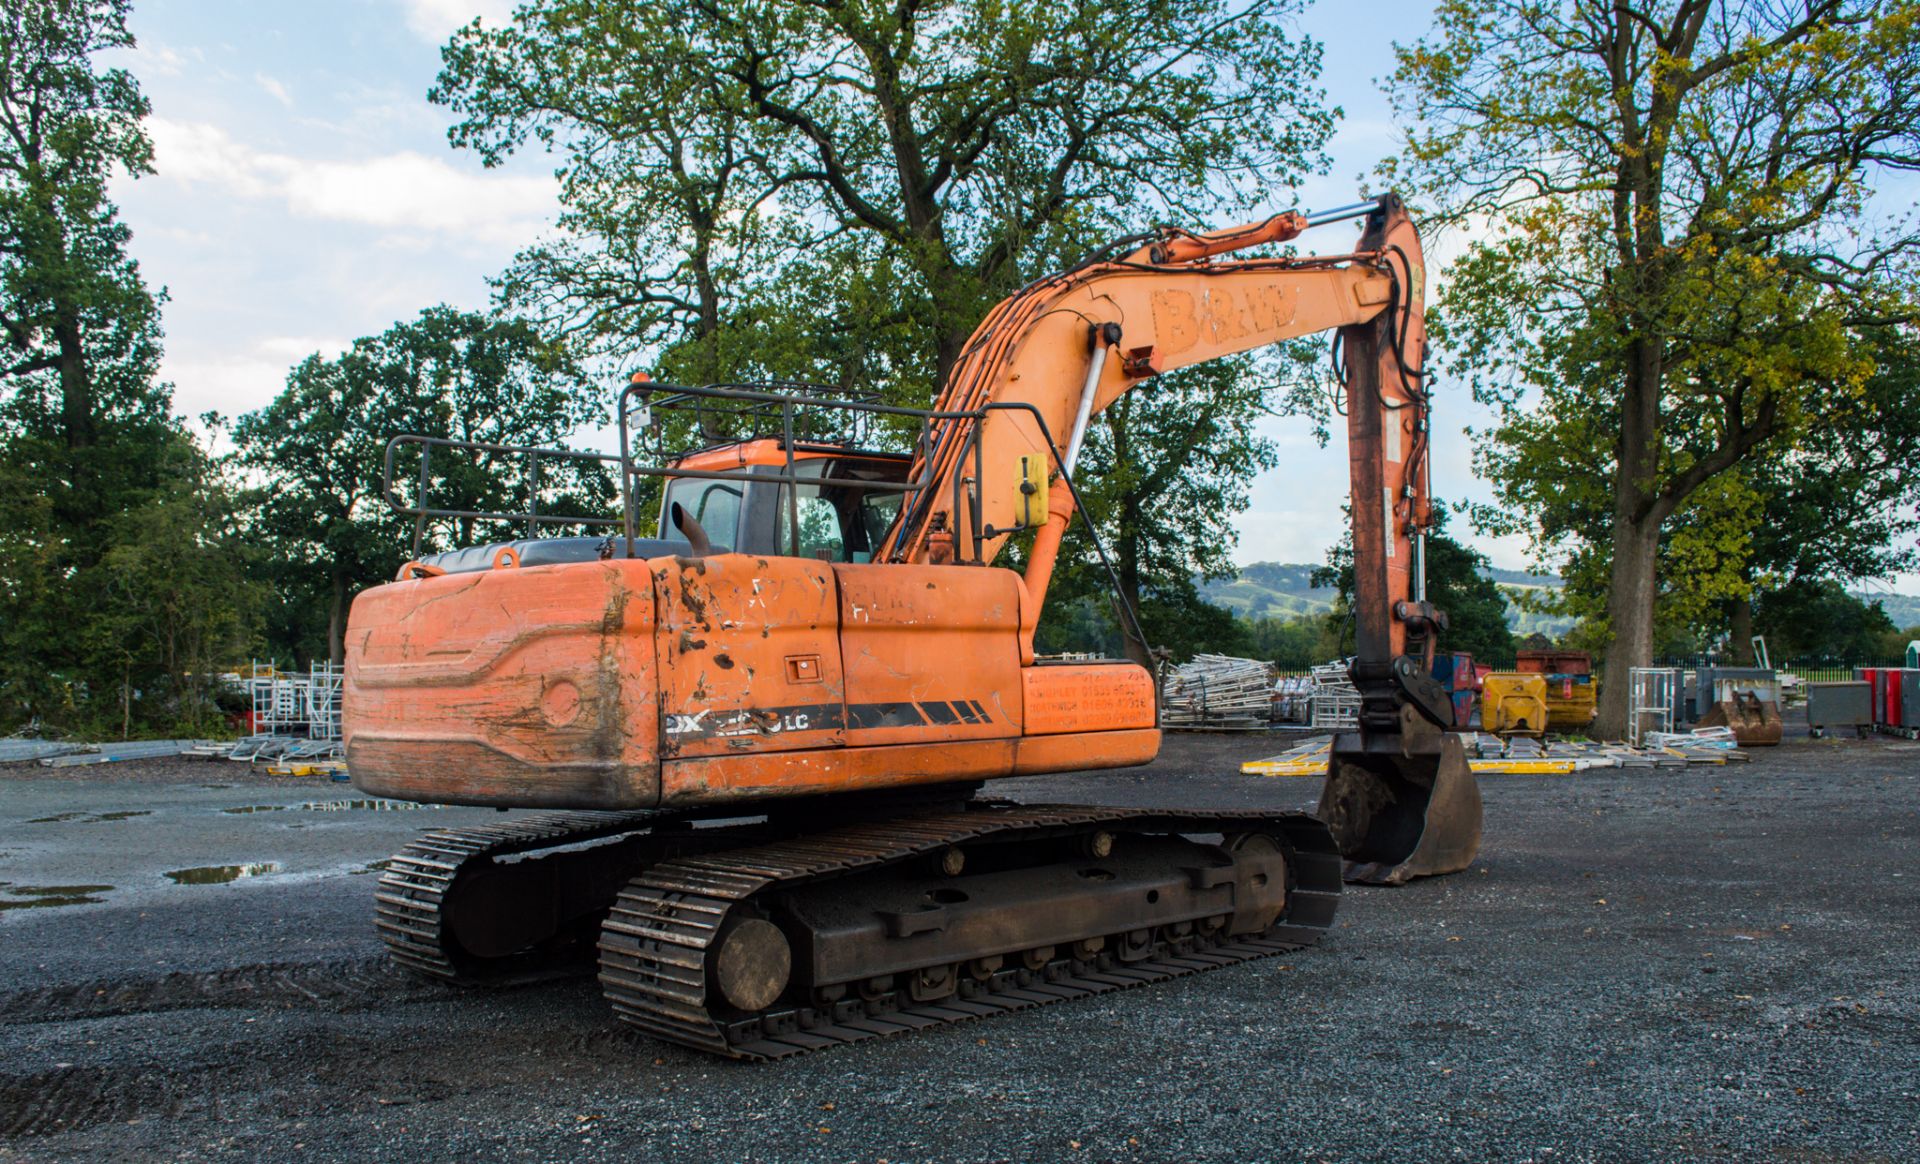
[347, 194, 1480, 1058]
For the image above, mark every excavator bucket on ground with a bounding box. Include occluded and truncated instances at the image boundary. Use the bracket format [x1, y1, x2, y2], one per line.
[1319, 728, 1482, 886]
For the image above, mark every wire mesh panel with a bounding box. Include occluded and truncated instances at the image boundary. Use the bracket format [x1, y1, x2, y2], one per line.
[1628, 667, 1680, 747]
[1309, 662, 1361, 731]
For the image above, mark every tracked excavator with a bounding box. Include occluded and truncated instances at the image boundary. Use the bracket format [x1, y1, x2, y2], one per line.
[347, 193, 1481, 1059]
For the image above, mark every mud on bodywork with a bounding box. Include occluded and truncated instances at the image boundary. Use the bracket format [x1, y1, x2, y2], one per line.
[650, 555, 846, 760]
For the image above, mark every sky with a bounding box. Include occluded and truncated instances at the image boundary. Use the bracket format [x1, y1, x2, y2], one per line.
[96, 1, 1912, 593]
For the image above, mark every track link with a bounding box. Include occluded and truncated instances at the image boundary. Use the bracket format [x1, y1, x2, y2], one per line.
[598, 804, 1341, 1059]
[376, 809, 669, 983]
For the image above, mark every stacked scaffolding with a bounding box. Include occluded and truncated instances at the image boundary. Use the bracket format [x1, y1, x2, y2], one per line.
[1161, 655, 1275, 729]
[1309, 663, 1362, 731]
[235, 660, 344, 760]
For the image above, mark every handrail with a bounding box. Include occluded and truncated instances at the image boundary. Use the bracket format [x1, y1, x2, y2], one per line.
[381, 434, 623, 559]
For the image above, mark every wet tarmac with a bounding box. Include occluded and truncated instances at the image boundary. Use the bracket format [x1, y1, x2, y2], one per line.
[1, 735, 1916, 1162]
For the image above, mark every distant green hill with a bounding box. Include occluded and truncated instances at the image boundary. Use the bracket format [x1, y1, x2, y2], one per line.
[1202, 562, 1920, 639]
[1198, 562, 1337, 621]
[1199, 562, 1575, 637]
[1860, 592, 1920, 631]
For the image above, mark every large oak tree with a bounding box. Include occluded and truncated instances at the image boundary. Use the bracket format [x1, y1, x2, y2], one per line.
[1390, 0, 1920, 734]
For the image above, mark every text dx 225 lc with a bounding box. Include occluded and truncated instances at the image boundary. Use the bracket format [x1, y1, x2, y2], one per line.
[345, 194, 1482, 1059]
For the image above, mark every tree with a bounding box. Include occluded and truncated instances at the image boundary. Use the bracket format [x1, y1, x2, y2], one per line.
[1754, 579, 1901, 665]
[436, 0, 1334, 390]
[0, 2, 253, 735]
[0, 0, 168, 505]
[92, 443, 261, 734]
[235, 308, 606, 665]
[1390, 0, 1920, 735]
[1725, 323, 1920, 658]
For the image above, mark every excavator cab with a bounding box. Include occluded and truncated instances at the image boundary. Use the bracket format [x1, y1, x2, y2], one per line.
[657, 439, 911, 563]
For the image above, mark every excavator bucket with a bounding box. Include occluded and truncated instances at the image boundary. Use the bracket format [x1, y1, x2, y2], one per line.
[1695, 689, 1783, 746]
[1317, 729, 1482, 886]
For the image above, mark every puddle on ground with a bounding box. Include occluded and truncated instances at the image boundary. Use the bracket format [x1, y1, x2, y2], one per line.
[164, 863, 281, 885]
[28, 810, 152, 824]
[0, 882, 114, 910]
[201, 784, 232, 790]
[350, 859, 392, 876]
[221, 800, 441, 815]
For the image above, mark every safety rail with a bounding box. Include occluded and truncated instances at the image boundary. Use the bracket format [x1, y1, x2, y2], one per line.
[382, 434, 623, 559]
[380, 378, 1154, 667]
[616, 380, 983, 563]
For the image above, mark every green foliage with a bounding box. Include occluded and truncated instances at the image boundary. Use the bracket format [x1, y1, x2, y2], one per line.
[435, 0, 1334, 384]
[1240, 613, 1341, 671]
[1390, 0, 1920, 731]
[1755, 580, 1903, 666]
[1034, 358, 1283, 661]
[233, 308, 606, 664]
[0, 2, 255, 736]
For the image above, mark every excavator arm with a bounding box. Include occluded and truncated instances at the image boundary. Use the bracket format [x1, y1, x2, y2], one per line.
[885, 194, 1481, 884]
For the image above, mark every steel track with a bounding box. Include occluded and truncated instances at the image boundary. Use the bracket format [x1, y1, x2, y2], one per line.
[374, 809, 671, 983]
[597, 804, 1342, 1059]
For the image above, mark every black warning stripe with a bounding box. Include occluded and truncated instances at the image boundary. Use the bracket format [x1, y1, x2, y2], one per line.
[919, 701, 962, 725]
[847, 702, 927, 730]
[844, 700, 996, 730]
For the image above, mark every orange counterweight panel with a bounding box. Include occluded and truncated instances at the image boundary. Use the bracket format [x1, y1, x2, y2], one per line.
[345, 560, 661, 809]
[652, 555, 846, 760]
[835, 562, 1025, 746]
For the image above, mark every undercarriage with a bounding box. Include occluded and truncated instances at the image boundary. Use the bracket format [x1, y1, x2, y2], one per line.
[376, 793, 1341, 1059]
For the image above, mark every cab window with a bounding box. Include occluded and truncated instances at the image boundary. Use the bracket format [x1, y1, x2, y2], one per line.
[661, 478, 741, 547]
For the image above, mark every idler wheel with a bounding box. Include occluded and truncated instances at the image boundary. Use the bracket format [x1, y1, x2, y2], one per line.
[712, 917, 791, 1013]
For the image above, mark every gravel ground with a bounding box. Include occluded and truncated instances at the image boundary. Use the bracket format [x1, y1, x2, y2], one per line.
[1, 731, 1916, 1163]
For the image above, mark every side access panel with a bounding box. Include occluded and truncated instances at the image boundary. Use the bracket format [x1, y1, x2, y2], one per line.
[834, 563, 1025, 746]
[1015, 662, 1160, 774]
[652, 554, 846, 760]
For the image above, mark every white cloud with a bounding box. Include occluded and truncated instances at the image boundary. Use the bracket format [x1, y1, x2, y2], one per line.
[122, 40, 187, 77]
[163, 335, 351, 427]
[255, 72, 294, 107]
[397, 0, 513, 42]
[147, 117, 555, 242]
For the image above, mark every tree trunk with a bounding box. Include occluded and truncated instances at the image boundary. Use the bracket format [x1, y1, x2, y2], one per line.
[328, 571, 349, 667]
[1729, 597, 1755, 665]
[1114, 542, 1151, 668]
[1596, 515, 1661, 739]
[56, 311, 95, 452]
[1595, 331, 1665, 740]
[934, 325, 967, 391]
